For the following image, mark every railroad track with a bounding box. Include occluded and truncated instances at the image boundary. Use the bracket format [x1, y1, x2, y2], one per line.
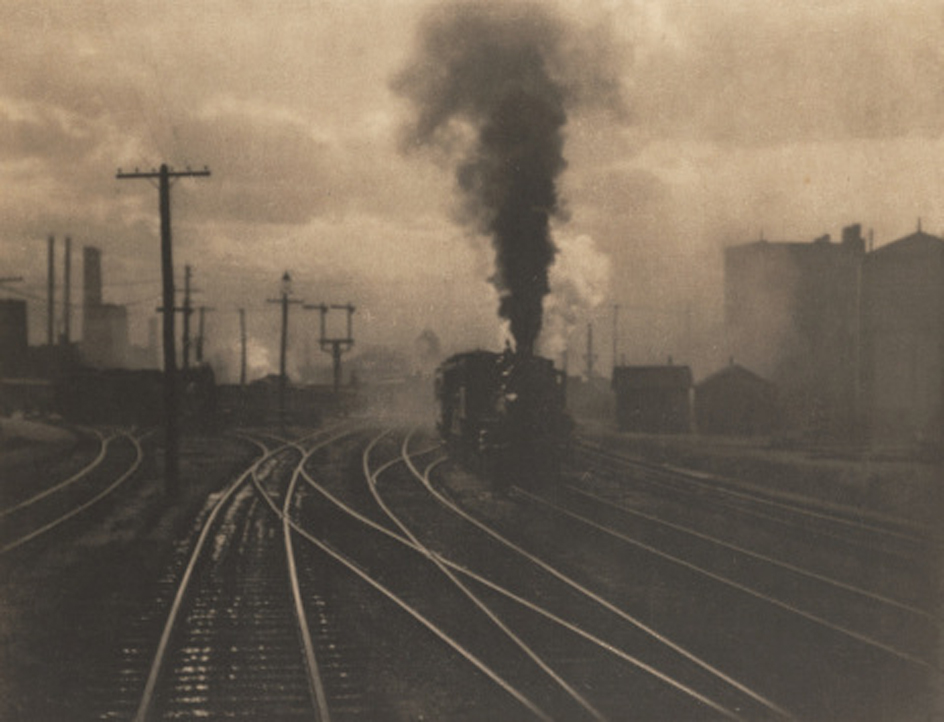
[0, 427, 149, 555]
[573, 440, 934, 565]
[124, 428, 342, 721]
[432, 441, 935, 721]
[99, 423, 935, 720]
[571, 440, 935, 611]
[126, 422, 494, 721]
[289, 428, 791, 721]
[288, 430, 576, 720]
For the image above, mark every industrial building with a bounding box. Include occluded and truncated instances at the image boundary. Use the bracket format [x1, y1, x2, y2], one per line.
[861, 229, 944, 442]
[725, 223, 943, 444]
[724, 225, 864, 437]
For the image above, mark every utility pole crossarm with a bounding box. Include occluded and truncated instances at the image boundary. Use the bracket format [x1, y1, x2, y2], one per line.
[116, 162, 210, 498]
[116, 166, 211, 180]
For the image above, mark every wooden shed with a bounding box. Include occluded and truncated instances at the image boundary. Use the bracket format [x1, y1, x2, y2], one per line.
[695, 363, 779, 436]
[612, 365, 692, 434]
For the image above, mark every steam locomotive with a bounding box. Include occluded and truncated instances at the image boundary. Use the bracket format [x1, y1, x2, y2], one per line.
[435, 349, 572, 486]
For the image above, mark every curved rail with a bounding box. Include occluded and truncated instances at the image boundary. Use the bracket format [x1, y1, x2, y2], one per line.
[132, 426, 350, 722]
[365, 432, 606, 721]
[272, 431, 556, 721]
[294, 432, 772, 721]
[408, 438, 796, 721]
[0, 429, 150, 556]
[0, 428, 110, 519]
[132, 431, 289, 722]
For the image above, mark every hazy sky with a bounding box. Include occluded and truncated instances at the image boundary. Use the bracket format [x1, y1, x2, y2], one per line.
[3, 0, 944, 380]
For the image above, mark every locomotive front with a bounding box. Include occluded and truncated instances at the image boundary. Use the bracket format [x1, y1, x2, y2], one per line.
[436, 349, 571, 486]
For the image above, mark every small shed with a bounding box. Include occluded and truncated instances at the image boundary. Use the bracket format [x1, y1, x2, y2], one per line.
[695, 362, 779, 436]
[612, 365, 692, 433]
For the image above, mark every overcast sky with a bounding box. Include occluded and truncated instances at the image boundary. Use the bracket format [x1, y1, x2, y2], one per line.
[2, 0, 943, 380]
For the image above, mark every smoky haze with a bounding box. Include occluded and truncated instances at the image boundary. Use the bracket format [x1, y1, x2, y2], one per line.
[393, 1, 623, 357]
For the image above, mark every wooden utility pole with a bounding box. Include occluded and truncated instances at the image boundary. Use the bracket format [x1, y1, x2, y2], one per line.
[239, 308, 247, 387]
[117, 164, 210, 497]
[267, 272, 302, 424]
[182, 265, 192, 370]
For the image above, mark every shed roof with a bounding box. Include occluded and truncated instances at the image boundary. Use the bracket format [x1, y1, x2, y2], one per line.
[870, 230, 944, 258]
[696, 363, 773, 390]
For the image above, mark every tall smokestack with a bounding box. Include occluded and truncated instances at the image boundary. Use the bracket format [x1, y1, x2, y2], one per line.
[83, 246, 102, 308]
[47, 235, 55, 346]
[62, 236, 71, 345]
[395, 2, 623, 357]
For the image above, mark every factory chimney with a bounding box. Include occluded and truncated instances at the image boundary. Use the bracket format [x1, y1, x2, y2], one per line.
[83, 246, 102, 308]
[47, 235, 55, 346]
[61, 236, 71, 345]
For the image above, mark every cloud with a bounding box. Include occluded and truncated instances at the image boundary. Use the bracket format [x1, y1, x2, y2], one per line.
[631, 0, 944, 144]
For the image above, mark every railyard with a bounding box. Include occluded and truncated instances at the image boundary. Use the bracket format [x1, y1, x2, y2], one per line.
[0, 415, 938, 721]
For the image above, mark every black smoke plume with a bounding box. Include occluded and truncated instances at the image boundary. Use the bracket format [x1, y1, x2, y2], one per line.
[395, 1, 609, 356]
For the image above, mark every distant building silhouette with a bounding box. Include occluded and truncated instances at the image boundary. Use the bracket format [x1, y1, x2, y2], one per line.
[612, 364, 692, 434]
[0, 299, 28, 377]
[724, 225, 864, 438]
[861, 229, 944, 442]
[695, 361, 779, 436]
[81, 246, 129, 368]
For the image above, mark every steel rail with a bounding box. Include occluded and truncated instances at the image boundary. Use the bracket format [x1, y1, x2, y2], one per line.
[0, 428, 110, 519]
[282, 457, 332, 722]
[564, 483, 935, 620]
[415, 450, 797, 720]
[577, 442, 931, 545]
[131, 432, 297, 722]
[366, 432, 607, 722]
[296, 437, 756, 721]
[255, 424, 365, 722]
[0, 429, 149, 556]
[518, 487, 933, 669]
[267, 431, 554, 721]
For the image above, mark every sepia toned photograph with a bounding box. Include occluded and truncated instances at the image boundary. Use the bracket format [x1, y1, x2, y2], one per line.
[0, 1, 940, 719]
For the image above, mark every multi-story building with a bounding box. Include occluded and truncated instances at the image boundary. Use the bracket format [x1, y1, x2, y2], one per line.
[724, 225, 865, 437]
[861, 229, 944, 442]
